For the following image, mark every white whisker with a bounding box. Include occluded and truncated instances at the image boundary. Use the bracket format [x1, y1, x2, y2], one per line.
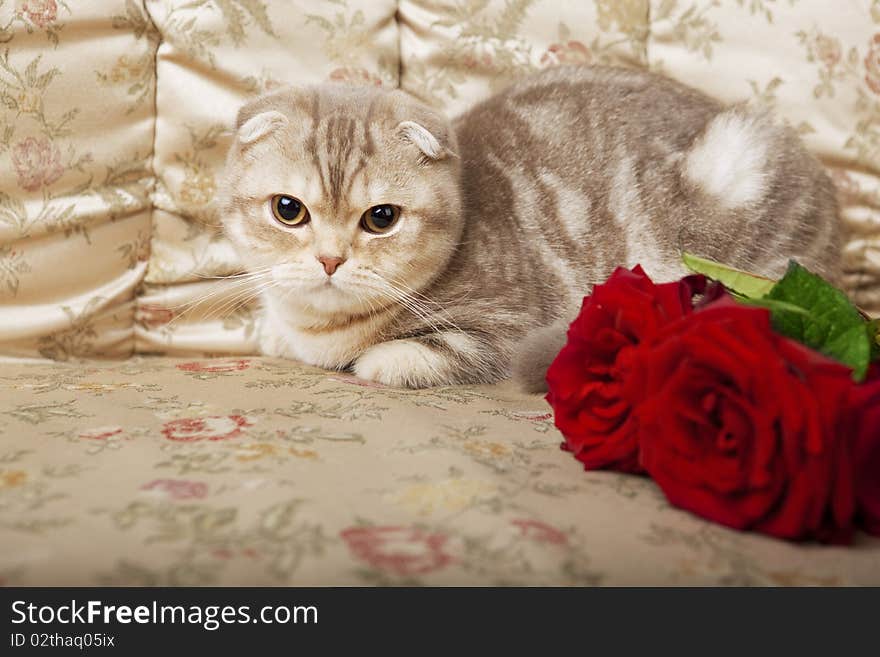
[157, 272, 278, 330]
[353, 271, 462, 335]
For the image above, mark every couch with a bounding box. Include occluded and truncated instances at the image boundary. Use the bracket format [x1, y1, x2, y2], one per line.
[1, 0, 878, 585]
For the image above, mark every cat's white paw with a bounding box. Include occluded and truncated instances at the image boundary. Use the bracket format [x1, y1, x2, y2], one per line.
[353, 339, 449, 388]
[258, 323, 291, 359]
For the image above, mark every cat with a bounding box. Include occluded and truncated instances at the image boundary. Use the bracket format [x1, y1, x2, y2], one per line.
[221, 65, 841, 391]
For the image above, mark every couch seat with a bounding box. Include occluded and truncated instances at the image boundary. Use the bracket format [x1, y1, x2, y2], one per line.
[1, 357, 878, 586]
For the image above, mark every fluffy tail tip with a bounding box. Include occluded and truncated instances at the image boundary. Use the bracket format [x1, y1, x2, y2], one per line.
[512, 319, 569, 394]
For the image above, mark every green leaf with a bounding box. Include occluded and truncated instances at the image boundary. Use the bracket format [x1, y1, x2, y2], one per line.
[871, 319, 880, 357]
[682, 252, 776, 298]
[766, 261, 875, 381]
[734, 296, 811, 316]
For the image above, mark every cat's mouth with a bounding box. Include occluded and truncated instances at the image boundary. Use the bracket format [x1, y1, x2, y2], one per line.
[313, 277, 347, 294]
[269, 266, 389, 314]
[306, 275, 357, 298]
[275, 272, 344, 292]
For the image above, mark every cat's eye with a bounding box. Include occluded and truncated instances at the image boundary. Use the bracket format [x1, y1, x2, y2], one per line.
[271, 194, 310, 226]
[361, 204, 400, 234]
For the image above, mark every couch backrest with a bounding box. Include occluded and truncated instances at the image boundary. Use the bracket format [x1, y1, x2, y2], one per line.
[0, 0, 154, 358]
[2, 0, 878, 359]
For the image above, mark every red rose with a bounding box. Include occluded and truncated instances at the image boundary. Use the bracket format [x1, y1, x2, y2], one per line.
[853, 365, 880, 535]
[546, 266, 704, 473]
[630, 297, 860, 542]
[161, 415, 251, 442]
[340, 526, 453, 576]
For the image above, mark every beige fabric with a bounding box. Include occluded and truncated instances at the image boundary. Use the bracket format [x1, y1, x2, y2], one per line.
[137, 0, 399, 356]
[2, 356, 878, 586]
[0, 0, 155, 357]
[399, 0, 649, 117]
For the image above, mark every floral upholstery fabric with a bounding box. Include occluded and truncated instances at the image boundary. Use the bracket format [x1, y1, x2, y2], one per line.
[2, 356, 878, 586]
[398, 0, 649, 117]
[0, 0, 154, 358]
[1, 2, 880, 586]
[1, 1, 877, 358]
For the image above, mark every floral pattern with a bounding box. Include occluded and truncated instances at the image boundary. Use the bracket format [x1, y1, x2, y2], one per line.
[399, 1, 648, 113]
[341, 526, 455, 577]
[2, 356, 877, 586]
[78, 426, 123, 441]
[160, 415, 252, 442]
[18, 0, 56, 29]
[0, 244, 30, 294]
[0, 1, 879, 582]
[0, 0, 877, 361]
[866, 33, 880, 94]
[8, 0, 69, 45]
[177, 359, 251, 374]
[0, 0, 154, 358]
[10, 135, 63, 191]
[95, 1, 158, 115]
[141, 478, 208, 500]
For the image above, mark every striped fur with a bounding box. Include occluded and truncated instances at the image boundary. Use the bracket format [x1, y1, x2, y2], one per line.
[222, 66, 841, 389]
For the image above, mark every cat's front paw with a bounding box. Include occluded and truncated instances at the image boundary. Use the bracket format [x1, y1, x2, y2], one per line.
[353, 339, 451, 388]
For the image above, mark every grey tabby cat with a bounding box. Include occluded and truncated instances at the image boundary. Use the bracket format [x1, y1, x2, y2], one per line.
[221, 65, 840, 391]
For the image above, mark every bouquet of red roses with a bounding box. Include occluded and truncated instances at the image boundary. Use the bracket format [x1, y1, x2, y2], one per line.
[546, 255, 880, 544]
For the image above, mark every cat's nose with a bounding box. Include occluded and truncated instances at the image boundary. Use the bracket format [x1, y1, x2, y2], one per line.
[317, 255, 345, 276]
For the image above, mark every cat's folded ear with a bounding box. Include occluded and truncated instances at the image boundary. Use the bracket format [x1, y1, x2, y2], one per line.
[235, 96, 290, 147]
[391, 95, 457, 161]
[237, 110, 288, 145]
[397, 120, 456, 161]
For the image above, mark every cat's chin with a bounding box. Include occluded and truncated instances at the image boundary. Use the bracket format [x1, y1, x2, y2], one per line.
[265, 281, 377, 318]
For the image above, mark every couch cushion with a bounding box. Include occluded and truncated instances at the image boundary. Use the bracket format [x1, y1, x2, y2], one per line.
[399, 0, 649, 117]
[137, 0, 399, 356]
[0, 0, 156, 357]
[1, 356, 877, 585]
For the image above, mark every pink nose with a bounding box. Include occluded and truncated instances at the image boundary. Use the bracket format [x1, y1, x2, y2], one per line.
[317, 255, 345, 276]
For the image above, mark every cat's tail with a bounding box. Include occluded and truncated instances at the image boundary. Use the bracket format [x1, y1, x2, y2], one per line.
[512, 318, 571, 394]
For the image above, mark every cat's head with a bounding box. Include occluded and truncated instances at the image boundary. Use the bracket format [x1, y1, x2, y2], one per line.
[222, 84, 461, 320]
